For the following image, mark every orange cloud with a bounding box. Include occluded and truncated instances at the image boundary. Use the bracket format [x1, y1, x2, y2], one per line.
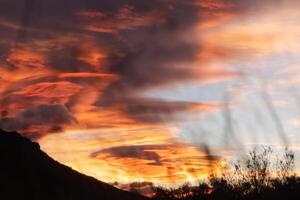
[12, 82, 81, 98]
[39, 128, 219, 185]
[6, 46, 45, 69]
[197, 11, 237, 29]
[91, 144, 218, 183]
[58, 72, 117, 79]
[195, 0, 236, 10]
[76, 42, 107, 68]
[80, 5, 165, 33]
[195, 0, 237, 29]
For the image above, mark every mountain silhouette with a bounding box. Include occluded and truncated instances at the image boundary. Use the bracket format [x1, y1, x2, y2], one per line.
[0, 129, 148, 200]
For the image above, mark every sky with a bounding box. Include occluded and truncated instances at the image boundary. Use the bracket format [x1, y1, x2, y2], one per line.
[1, 0, 300, 185]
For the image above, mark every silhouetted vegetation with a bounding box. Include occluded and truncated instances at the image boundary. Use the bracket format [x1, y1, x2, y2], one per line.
[152, 147, 300, 200]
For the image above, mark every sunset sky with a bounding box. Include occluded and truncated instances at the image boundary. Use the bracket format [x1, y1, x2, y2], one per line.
[1, 0, 300, 186]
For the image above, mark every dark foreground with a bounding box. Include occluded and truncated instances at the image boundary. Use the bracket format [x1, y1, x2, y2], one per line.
[151, 147, 300, 200]
[0, 129, 147, 200]
[152, 178, 300, 200]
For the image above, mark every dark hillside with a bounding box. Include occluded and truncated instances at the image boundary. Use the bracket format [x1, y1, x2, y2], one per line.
[0, 129, 147, 200]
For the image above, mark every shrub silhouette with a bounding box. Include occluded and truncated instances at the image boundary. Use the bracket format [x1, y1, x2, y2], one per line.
[152, 146, 300, 200]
